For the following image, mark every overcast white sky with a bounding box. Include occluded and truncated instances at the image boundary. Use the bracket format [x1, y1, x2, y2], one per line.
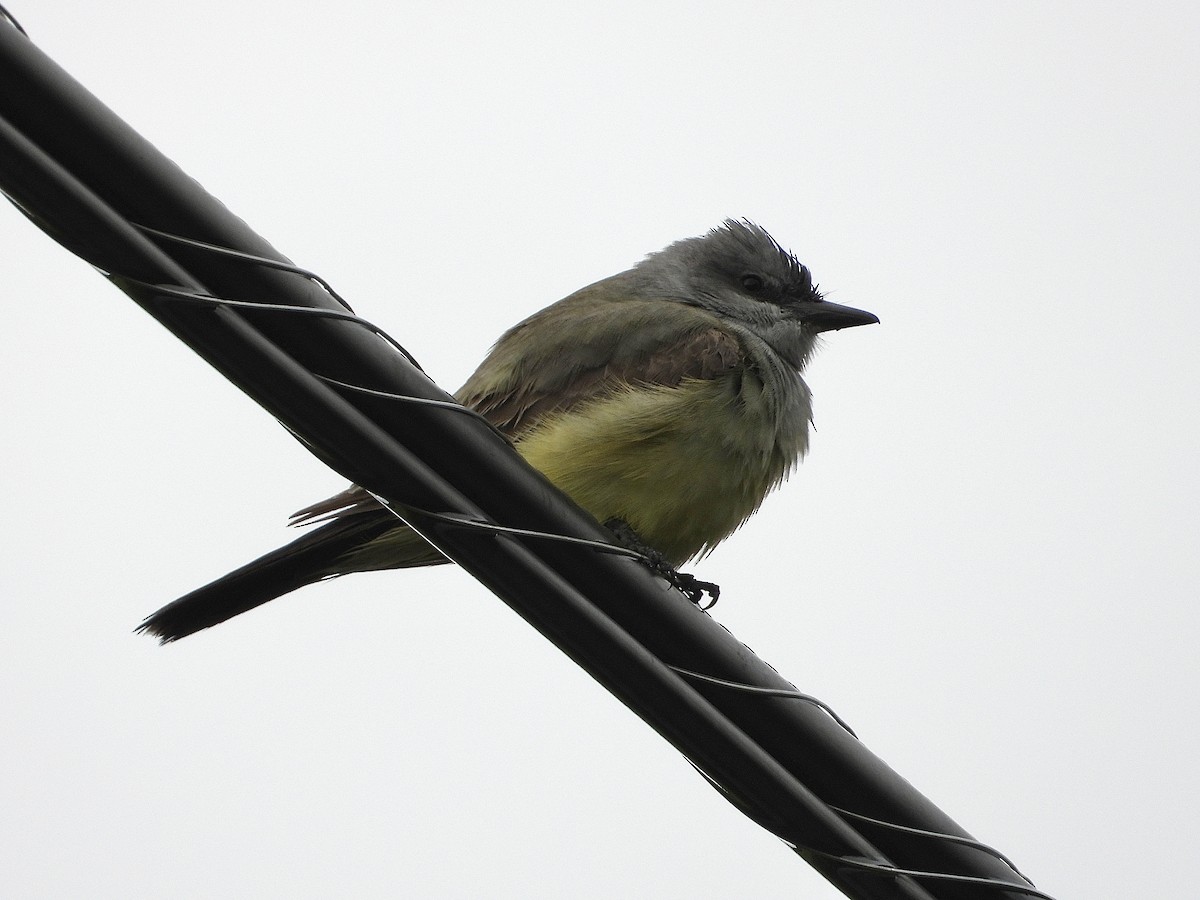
[3, 3, 1198, 898]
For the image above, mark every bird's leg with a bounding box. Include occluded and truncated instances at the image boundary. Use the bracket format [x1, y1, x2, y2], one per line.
[602, 518, 720, 609]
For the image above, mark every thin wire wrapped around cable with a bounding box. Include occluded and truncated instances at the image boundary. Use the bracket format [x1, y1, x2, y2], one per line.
[670, 666, 858, 738]
[827, 805, 1035, 888]
[109, 277, 426, 371]
[804, 848, 1056, 900]
[132, 223, 359, 314]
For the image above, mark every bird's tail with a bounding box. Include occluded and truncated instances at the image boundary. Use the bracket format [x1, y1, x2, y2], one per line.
[138, 515, 438, 643]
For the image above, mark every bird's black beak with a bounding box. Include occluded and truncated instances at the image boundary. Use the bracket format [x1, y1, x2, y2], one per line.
[790, 299, 879, 333]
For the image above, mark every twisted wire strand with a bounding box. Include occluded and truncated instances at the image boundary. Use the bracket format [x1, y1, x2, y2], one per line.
[669, 666, 858, 738]
[803, 848, 1054, 900]
[132, 223, 358, 313]
[827, 805, 1035, 887]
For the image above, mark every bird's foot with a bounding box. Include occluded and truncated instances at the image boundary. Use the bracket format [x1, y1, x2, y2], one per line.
[603, 519, 720, 609]
[663, 570, 721, 609]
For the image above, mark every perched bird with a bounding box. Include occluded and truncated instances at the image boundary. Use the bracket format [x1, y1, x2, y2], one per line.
[140, 220, 877, 642]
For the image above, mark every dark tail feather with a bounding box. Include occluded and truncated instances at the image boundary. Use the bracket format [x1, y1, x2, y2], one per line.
[138, 517, 401, 643]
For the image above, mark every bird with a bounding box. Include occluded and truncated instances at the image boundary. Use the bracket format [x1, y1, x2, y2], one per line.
[139, 220, 878, 642]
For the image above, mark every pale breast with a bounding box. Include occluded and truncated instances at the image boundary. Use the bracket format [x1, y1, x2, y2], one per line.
[514, 371, 810, 564]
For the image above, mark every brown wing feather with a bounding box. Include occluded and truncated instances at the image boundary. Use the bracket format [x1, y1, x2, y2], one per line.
[467, 325, 745, 437]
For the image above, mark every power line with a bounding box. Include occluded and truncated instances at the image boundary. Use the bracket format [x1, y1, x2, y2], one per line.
[0, 17, 1050, 899]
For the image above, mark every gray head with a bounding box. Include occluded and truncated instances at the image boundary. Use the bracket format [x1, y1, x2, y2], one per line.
[631, 219, 878, 367]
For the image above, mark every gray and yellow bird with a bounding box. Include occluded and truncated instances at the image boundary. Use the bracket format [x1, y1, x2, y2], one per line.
[140, 220, 877, 641]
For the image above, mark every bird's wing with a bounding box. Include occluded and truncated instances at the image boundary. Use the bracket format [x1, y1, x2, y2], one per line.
[457, 286, 745, 437]
[291, 285, 745, 526]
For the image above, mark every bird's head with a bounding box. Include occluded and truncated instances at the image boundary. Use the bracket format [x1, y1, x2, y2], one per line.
[632, 219, 878, 368]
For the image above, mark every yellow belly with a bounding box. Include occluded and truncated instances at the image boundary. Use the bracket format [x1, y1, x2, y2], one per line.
[515, 375, 804, 563]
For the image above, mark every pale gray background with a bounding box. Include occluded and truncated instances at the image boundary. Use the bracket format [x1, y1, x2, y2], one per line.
[3, 3, 1197, 898]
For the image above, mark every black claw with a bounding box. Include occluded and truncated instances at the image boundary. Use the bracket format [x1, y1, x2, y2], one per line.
[668, 572, 721, 609]
[603, 518, 721, 609]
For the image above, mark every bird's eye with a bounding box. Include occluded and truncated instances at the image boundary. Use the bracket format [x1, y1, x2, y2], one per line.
[741, 274, 764, 292]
